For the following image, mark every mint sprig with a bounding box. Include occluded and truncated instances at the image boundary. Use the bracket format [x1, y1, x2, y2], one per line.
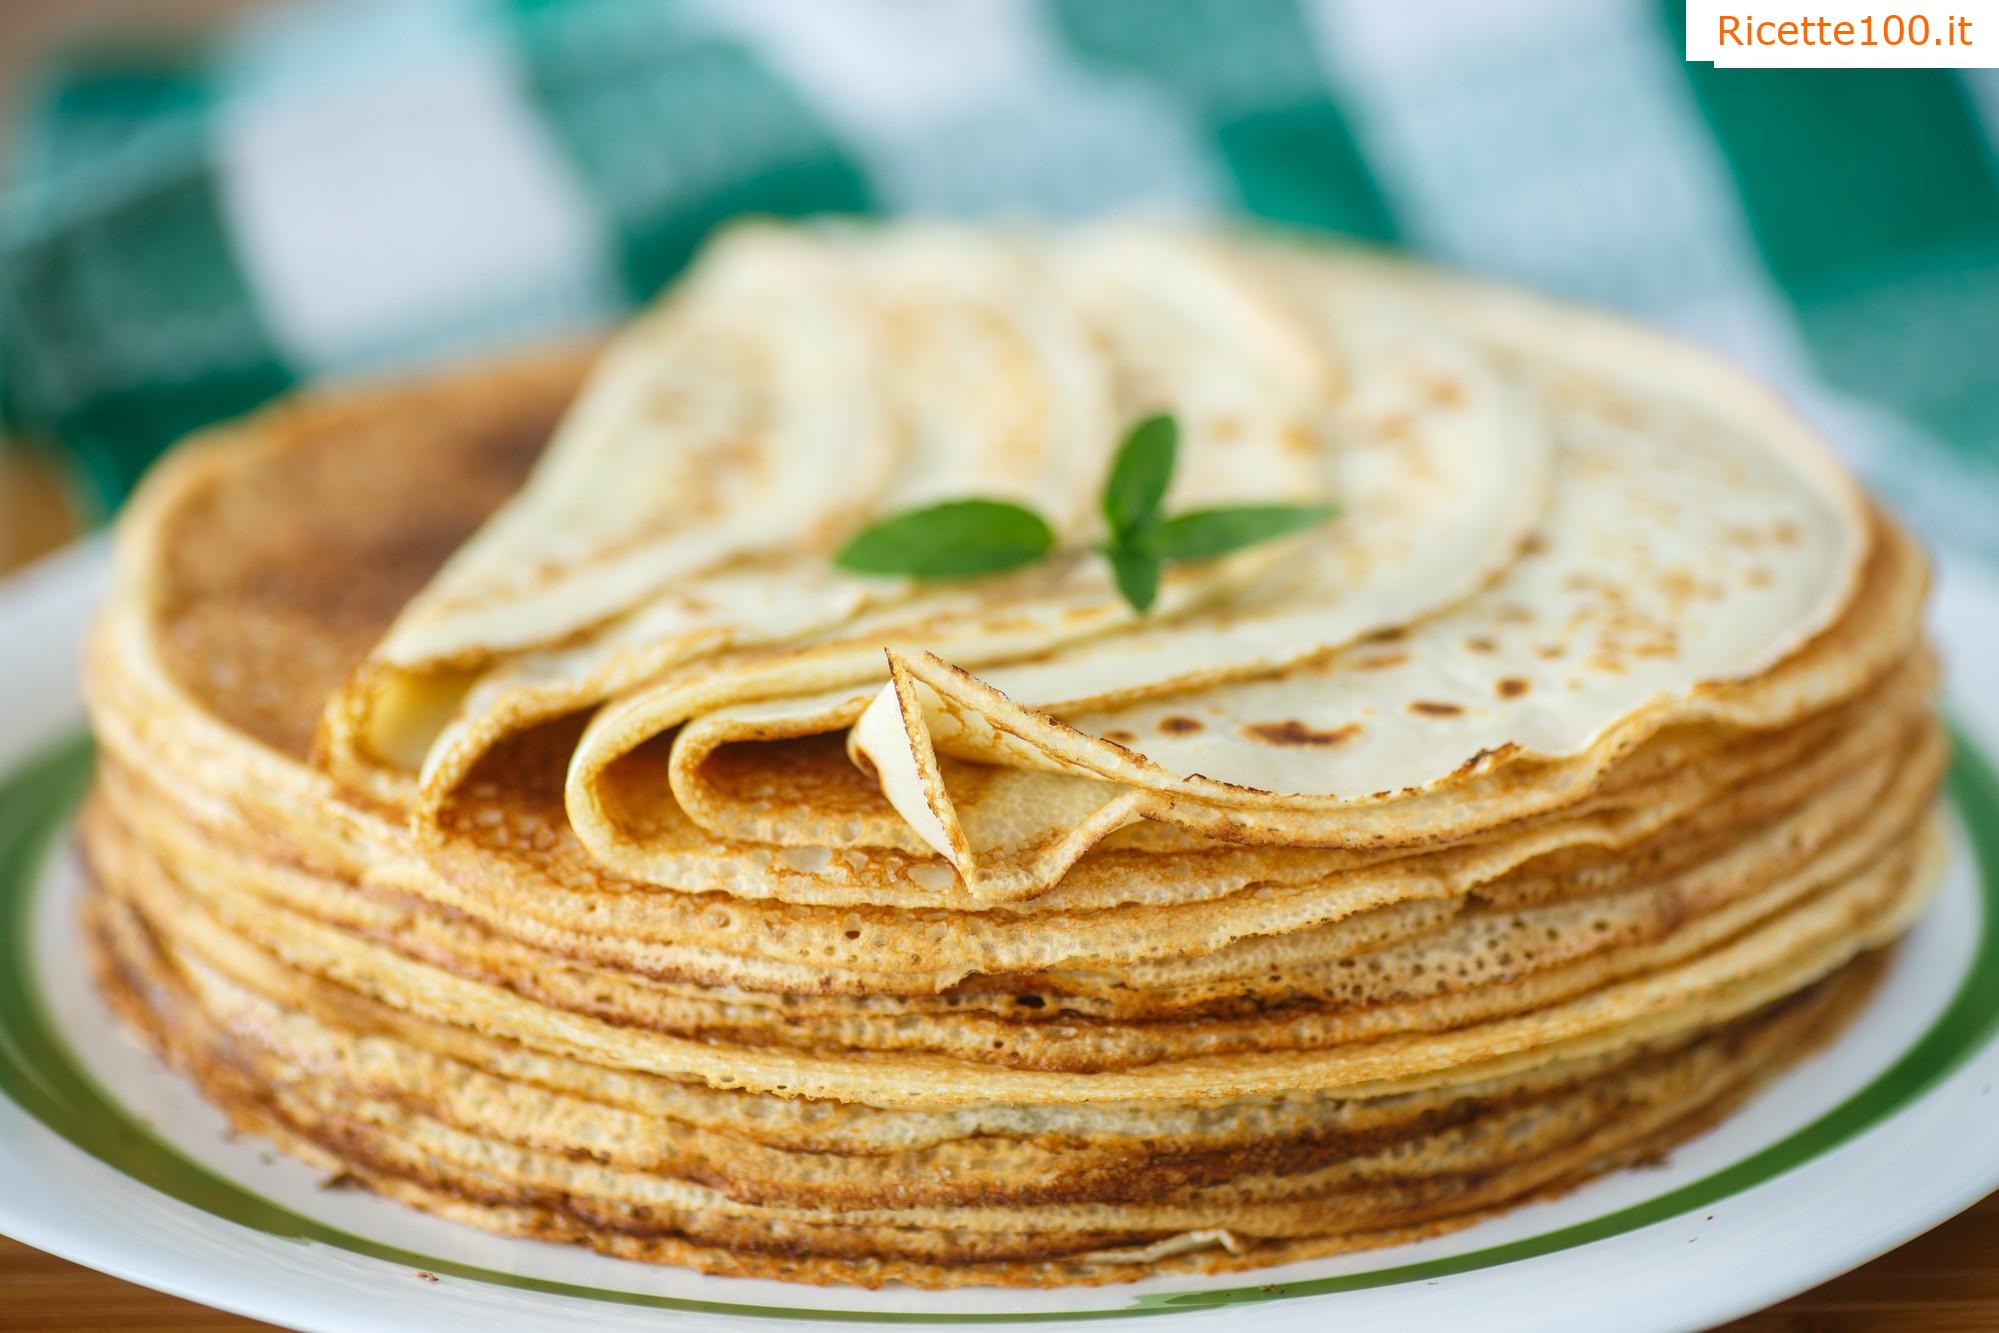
[1153, 504, 1339, 563]
[1099, 413, 1179, 541]
[831, 499, 1053, 577]
[1103, 544, 1163, 613]
[833, 415, 1336, 612]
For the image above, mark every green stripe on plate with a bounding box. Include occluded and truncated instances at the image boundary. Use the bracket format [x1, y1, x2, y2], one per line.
[505, 0, 875, 304]
[1044, 0, 1397, 240]
[2, 730, 1996, 1321]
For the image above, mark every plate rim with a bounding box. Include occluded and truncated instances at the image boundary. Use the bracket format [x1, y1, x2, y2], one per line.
[2, 544, 1999, 1331]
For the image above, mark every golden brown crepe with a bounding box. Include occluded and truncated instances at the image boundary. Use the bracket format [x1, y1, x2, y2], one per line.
[79, 223, 1945, 1288]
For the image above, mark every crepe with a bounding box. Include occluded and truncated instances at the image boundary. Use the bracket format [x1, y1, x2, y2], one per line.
[78, 220, 1945, 1288]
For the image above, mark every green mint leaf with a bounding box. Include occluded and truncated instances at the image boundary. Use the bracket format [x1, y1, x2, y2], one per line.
[1154, 504, 1338, 563]
[834, 499, 1055, 578]
[1100, 413, 1178, 541]
[1104, 545, 1162, 613]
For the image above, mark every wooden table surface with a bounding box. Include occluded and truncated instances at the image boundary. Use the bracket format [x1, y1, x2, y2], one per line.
[2, 1190, 1997, 1330]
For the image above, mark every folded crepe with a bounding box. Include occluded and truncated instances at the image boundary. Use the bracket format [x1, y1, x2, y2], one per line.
[315, 222, 1872, 913]
[79, 218, 1944, 1288]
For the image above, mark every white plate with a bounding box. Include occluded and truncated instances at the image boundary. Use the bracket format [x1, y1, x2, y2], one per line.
[2, 537, 1997, 1333]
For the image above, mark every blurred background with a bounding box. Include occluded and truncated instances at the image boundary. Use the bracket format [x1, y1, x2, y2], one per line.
[5, 0, 1999, 574]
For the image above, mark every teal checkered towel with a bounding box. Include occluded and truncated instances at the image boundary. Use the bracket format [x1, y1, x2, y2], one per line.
[4, 0, 1997, 555]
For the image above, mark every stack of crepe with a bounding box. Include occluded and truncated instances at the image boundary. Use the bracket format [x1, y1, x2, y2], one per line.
[80, 222, 1943, 1288]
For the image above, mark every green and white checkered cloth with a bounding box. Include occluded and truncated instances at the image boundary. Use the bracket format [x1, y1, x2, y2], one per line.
[4, 0, 1998, 556]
